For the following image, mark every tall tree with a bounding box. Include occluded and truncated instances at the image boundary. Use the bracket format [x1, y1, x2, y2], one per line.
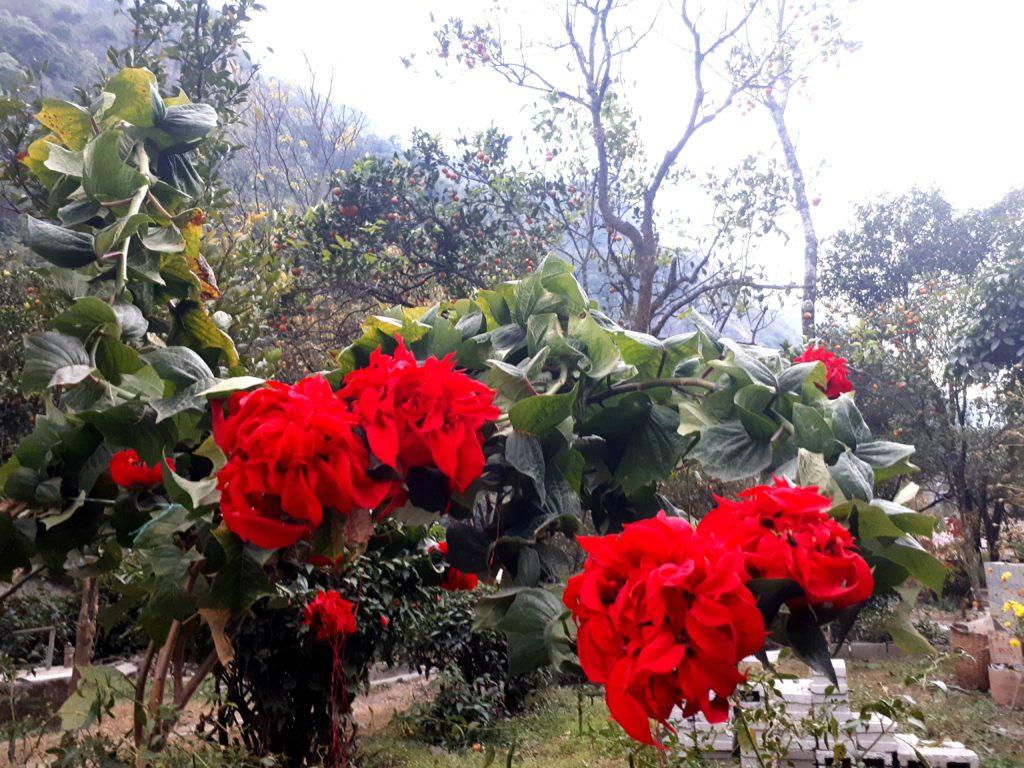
[750, 0, 859, 337]
[432, 0, 802, 333]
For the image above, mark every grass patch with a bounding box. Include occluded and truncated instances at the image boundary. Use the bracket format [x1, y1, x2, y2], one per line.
[361, 657, 1024, 768]
[359, 687, 653, 768]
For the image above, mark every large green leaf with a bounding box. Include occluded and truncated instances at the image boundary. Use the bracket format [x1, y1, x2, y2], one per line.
[506, 430, 546, 502]
[829, 450, 874, 502]
[855, 440, 917, 482]
[22, 332, 93, 392]
[830, 396, 870, 448]
[866, 536, 947, 594]
[82, 129, 147, 203]
[735, 384, 777, 441]
[25, 217, 95, 269]
[569, 313, 620, 379]
[792, 402, 838, 456]
[495, 587, 566, 676]
[509, 390, 576, 435]
[201, 550, 273, 617]
[52, 297, 120, 341]
[688, 420, 772, 481]
[154, 103, 219, 145]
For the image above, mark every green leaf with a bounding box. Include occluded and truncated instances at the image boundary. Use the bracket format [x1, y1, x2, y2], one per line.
[82, 129, 147, 203]
[58, 666, 134, 732]
[829, 450, 874, 502]
[568, 313, 620, 379]
[506, 430, 546, 502]
[43, 144, 84, 177]
[199, 376, 265, 398]
[52, 297, 120, 341]
[688, 420, 772, 482]
[795, 448, 833, 492]
[866, 536, 947, 594]
[792, 402, 839, 456]
[93, 212, 152, 256]
[104, 68, 159, 127]
[145, 346, 215, 386]
[830, 395, 870, 448]
[154, 103, 219, 145]
[779, 361, 826, 394]
[495, 587, 566, 676]
[22, 332, 93, 392]
[509, 389, 576, 436]
[201, 551, 272, 617]
[25, 216, 95, 269]
[163, 465, 219, 510]
[855, 441, 917, 482]
[735, 384, 778, 441]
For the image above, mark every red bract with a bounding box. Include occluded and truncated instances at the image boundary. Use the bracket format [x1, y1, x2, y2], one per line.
[431, 541, 479, 591]
[699, 478, 874, 610]
[793, 345, 854, 399]
[302, 590, 357, 642]
[338, 338, 499, 494]
[213, 376, 395, 550]
[109, 449, 174, 488]
[563, 512, 766, 745]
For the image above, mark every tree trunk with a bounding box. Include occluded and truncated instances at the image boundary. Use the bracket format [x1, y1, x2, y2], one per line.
[70, 577, 100, 688]
[767, 95, 818, 339]
[632, 242, 658, 333]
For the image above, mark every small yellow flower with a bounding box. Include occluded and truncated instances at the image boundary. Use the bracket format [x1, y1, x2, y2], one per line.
[1002, 571, 1013, 583]
[1005, 620, 1013, 629]
[1011, 638, 1022, 649]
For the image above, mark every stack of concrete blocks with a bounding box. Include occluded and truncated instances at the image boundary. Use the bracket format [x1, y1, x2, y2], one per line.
[670, 708, 734, 762]
[666, 653, 980, 766]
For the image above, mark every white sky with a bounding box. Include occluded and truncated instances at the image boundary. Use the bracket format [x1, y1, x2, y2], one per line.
[248, 0, 1024, 281]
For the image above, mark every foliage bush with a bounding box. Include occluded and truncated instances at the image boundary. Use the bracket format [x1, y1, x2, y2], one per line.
[400, 589, 548, 748]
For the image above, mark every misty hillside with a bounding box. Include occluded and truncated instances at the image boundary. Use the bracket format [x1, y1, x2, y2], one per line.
[0, 0, 125, 93]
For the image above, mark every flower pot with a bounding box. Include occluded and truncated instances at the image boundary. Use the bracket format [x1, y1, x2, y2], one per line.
[989, 665, 1024, 708]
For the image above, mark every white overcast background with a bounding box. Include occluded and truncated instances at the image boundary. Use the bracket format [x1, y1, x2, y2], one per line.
[248, 0, 1024, 282]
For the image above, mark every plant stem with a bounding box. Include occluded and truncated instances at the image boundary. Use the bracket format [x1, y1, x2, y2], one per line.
[588, 376, 717, 405]
[114, 143, 152, 299]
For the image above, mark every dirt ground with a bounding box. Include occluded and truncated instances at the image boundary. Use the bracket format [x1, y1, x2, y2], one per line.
[0, 675, 430, 766]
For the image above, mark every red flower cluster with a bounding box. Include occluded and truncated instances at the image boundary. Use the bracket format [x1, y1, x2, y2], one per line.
[302, 590, 357, 642]
[563, 513, 766, 744]
[699, 478, 874, 610]
[213, 376, 394, 550]
[338, 339, 499, 494]
[430, 541, 479, 591]
[793, 345, 854, 399]
[109, 449, 174, 488]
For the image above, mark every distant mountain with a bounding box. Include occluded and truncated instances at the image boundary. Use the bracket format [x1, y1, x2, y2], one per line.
[0, 0, 125, 94]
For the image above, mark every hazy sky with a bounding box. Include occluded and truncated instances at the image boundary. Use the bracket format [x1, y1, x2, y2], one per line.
[248, 1, 1024, 280]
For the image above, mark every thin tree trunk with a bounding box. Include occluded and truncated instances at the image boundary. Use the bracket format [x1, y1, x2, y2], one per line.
[70, 578, 100, 688]
[767, 95, 818, 338]
[633, 243, 658, 332]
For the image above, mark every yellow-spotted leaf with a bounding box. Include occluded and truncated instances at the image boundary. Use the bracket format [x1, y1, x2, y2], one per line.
[35, 100, 93, 151]
[104, 68, 159, 127]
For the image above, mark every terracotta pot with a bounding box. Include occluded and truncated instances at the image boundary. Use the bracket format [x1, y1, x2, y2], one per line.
[989, 665, 1024, 708]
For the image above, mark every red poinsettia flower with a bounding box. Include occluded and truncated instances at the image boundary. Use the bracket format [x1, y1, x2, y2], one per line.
[792, 345, 854, 399]
[213, 376, 396, 550]
[698, 477, 874, 610]
[302, 590, 357, 642]
[564, 512, 766, 745]
[430, 541, 479, 591]
[109, 449, 174, 488]
[338, 338, 499, 495]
